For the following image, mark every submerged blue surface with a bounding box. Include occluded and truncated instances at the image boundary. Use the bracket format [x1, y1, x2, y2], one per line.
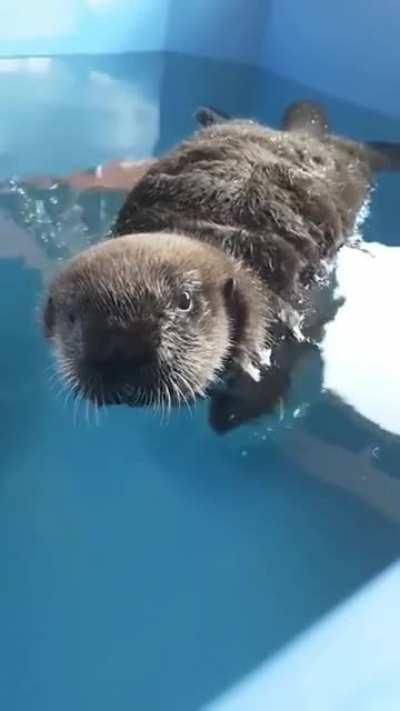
[0, 53, 399, 711]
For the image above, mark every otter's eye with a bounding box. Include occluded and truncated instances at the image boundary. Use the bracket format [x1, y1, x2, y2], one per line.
[177, 291, 192, 312]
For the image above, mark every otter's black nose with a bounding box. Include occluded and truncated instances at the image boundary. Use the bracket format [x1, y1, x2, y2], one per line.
[85, 322, 160, 374]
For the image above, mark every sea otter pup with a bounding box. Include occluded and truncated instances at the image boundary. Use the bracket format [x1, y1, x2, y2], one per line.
[43, 100, 400, 424]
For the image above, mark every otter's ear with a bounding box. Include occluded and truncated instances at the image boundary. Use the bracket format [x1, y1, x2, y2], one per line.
[43, 296, 55, 338]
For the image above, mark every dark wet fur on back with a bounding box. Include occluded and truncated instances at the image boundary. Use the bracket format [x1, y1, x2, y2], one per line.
[113, 101, 378, 305]
[45, 100, 400, 433]
[109, 100, 400, 431]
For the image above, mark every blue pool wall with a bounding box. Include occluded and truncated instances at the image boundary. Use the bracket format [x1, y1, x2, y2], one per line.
[261, 0, 400, 118]
[1, 0, 399, 116]
[0, 0, 168, 56]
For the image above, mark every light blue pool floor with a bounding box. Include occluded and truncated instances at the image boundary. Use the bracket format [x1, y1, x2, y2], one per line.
[0, 53, 399, 711]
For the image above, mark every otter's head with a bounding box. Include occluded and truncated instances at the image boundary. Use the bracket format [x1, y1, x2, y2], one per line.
[43, 232, 258, 410]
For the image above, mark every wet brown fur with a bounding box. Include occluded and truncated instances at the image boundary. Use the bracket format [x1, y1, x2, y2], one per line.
[45, 102, 389, 413]
[113, 118, 376, 301]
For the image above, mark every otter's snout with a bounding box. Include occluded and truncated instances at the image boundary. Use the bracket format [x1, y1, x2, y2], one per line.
[84, 321, 160, 376]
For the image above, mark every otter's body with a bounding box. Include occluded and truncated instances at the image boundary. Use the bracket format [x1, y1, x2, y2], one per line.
[44, 102, 399, 428]
[113, 117, 375, 302]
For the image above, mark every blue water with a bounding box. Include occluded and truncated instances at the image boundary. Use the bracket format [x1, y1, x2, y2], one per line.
[0, 53, 399, 711]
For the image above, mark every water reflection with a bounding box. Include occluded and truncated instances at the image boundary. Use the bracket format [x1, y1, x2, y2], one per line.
[0, 55, 160, 177]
